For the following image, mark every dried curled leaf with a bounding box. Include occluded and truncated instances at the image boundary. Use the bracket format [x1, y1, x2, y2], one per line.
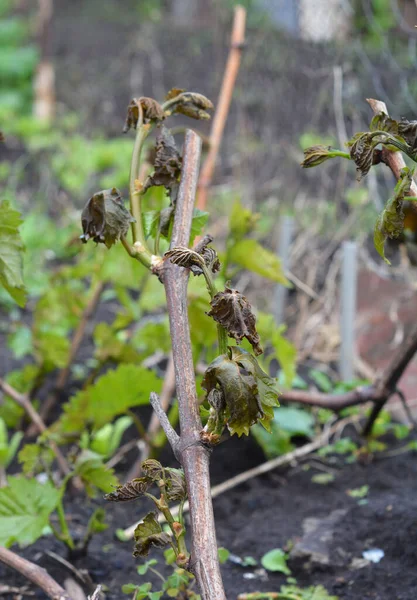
[165, 87, 185, 101]
[164, 468, 187, 502]
[80, 188, 135, 248]
[143, 126, 182, 195]
[133, 512, 171, 557]
[164, 247, 205, 269]
[349, 133, 375, 181]
[141, 459, 164, 481]
[192, 235, 220, 275]
[207, 287, 263, 355]
[123, 97, 165, 132]
[301, 145, 334, 168]
[104, 478, 150, 502]
[374, 167, 413, 264]
[166, 90, 213, 121]
[398, 118, 417, 151]
[202, 347, 280, 437]
[0, 131, 4, 142]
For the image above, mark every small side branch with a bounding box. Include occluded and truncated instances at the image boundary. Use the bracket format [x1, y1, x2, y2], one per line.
[0, 377, 71, 477]
[0, 546, 70, 600]
[149, 391, 180, 454]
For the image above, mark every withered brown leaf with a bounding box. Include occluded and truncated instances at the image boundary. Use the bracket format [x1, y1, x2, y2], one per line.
[207, 287, 263, 355]
[104, 478, 150, 502]
[133, 512, 171, 557]
[80, 187, 134, 248]
[143, 126, 182, 195]
[123, 97, 165, 132]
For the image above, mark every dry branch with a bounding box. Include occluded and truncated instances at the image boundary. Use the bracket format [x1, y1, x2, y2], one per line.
[197, 5, 246, 211]
[0, 547, 70, 600]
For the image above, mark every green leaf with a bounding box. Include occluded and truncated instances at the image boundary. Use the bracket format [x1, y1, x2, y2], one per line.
[190, 208, 209, 243]
[122, 584, 140, 594]
[227, 239, 289, 285]
[74, 450, 119, 496]
[86, 507, 108, 535]
[261, 548, 291, 574]
[251, 422, 293, 458]
[0, 429, 23, 468]
[374, 167, 413, 264]
[272, 325, 297, 388]
[0, 476, 61, 547]
[311, 473, 335, 485]
[407, 440, 417, 451]
[137, 559, 158, 575]
[90, 416, 133, 457]
[0, 201, 26, 306]
[17, 443, 55, 475]
[34, 331, 70, 371]
[55, 364, 161, 434]
[393, 424, 410, 440]
[274, 406, 315, 438]
[347, 485, 369, 499]
[318, 437, 358, 457]
[229, 200, 259, 240]
[218, 547, 230, 564]
[164, 547, 176, 565]
[133, 512, 171, 557]
[94, 323, 140, 364]
[309, 369, 333, 393]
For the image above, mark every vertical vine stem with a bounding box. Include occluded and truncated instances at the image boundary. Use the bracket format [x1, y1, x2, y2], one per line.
[163, 130, 226, 599]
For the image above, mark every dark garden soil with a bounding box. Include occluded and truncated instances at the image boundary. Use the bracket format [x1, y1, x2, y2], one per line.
[1, 429, 417, 600]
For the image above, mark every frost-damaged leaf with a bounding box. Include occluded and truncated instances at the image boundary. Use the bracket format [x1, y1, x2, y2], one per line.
[229, 347, 280, 410]
[349, 132, 375, 181]
[301, 145, 335, 168]
[0, 476, 61, 547]
[192, 235, 220, 275]
[133, 512, 171, 557]
[164, 468, 187, 502]
[123, 97, 165, 132]
[141, 458, 164, 481]
[164, 246, 205, 269]
[80, 187, 135, 248]
[165, 89, 214, 121]
[0, 201, 26, 307]
[54, 364, 162, 435]
[105, 477, 151, 502]
[203, 348, 280, 437]
[203, 354, 262, 437]
[207, 287, 263, 355]
[398, 118, 417, 151]
[370, 112, 399, 136]
[374, 167, 413, 264]
[228, 239, 289, 285]
[143, 126, 182, 198]
[0, 131, 4, 142]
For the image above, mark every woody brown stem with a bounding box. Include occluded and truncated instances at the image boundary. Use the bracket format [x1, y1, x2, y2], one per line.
[197, 5, 246, 211]
[0, 546, 70, 600]
[162, 130, 226, 599]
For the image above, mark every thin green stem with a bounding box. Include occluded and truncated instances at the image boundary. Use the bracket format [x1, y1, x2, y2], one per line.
[55, 499, 74, 550]
[149, 566, 166, 584]
[200, 262, 228, 355]
[328, 150, 351, 160]
[120, 235, 154, 270]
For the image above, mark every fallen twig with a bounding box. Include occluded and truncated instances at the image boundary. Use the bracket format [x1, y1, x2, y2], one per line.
[0, 546, 70, 600]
